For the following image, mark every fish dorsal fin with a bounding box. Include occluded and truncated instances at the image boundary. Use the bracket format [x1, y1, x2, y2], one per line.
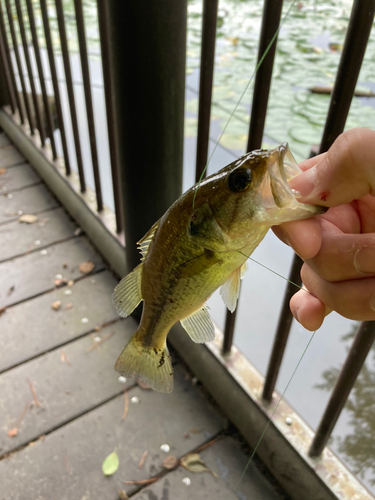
[112, 263, 143, 318]
[220, 264, 245, 312]
[180, 306, 215, 343]
[137, 219, 160, 261]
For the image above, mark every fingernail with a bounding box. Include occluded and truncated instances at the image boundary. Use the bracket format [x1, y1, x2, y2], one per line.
[289, 166, 317, 198]
[354, 247, 375, 274]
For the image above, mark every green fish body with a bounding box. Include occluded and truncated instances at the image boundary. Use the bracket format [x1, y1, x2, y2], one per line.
[113, 144, 325, 392]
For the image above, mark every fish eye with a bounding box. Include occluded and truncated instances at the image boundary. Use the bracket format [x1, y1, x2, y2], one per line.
[227, 168, 252, 193]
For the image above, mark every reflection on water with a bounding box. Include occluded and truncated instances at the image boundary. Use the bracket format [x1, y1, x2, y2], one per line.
[315, 324, 375, 486]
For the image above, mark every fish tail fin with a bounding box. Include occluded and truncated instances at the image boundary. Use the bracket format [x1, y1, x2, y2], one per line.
[115, 331, 173, 393]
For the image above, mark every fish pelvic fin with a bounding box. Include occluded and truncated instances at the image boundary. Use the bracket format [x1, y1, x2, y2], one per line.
[115, 333, 173, 393]
[180, 305, 215, 343]
[112, 263, 143, 318]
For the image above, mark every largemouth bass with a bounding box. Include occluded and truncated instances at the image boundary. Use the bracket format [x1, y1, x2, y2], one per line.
[113, 144, 325, 392]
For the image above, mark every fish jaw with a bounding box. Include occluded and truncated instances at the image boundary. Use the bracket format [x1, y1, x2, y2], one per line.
[260, 143, 327, 224]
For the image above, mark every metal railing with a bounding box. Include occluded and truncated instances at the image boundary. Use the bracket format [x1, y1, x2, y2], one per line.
[0, 0, 374, 492]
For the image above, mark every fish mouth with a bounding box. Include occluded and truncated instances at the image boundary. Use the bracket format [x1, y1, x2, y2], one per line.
[260, 143, 326, 220]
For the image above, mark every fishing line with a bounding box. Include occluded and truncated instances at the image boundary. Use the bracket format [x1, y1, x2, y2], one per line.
[236, 328, 317, 489]
[192, 0, 299, 209]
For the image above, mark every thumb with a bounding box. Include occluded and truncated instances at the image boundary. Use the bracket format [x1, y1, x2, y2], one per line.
[290, 128, 375, 207]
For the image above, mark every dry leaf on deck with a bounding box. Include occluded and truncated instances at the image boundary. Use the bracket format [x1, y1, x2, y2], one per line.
[118, 491, 129, 500]
[181, 453, 217, 477]
[0, 168, 6, 175]
[19, 214, 38, 224]
[7, 428, 18, 438]
[51, 300, 61, 311]
[102, 451, 119, 476]
[79, 260, 94, 274]
[163, 455, 178, 469]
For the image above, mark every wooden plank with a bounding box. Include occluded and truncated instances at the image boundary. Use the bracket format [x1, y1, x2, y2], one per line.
[0, 183, 59, 224]
[0, 163, 41, 193]
[0, 207, 77, 263]
[0, 271, 120, 372]
[132, 436, 284, 500]
[0, 236, 105, 308]
[0, 144, 25, 168]
[0, 365, 226, 499]
[0, 133, 11, 148]
[0, 319, 137, 456]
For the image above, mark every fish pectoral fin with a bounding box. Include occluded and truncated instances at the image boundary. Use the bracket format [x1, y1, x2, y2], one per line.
[115, 333, 173, 393]
[180, 305, 215, 343]
[240, 260, 248, 279]
[220, 266, 242, 313]
[112, 263, 143, 318]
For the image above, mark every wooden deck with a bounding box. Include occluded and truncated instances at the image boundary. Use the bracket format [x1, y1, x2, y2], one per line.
[0, 135, 288, 500]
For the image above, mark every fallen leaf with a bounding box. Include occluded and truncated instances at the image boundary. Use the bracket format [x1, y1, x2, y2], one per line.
[0, 307, 6, 317]
[118, 491, 129, 500]
[79, 260, 95, 274]
[7, 428, 18, 437]
[163, 455, 178, 469]
[19, 214, 38, 224]
[61, 350, 72, 366]
[62, 262, 67, 268]
[123, 478, 159, 485]
[51, 300, 61, 311]
[7, 285, 15, 296]
[138, 450, 148, 469]
[65, 303, 73, 310]
[0, 168, 6, 175]
[27, 379, 43, 409]
[68, 280, 74, 287]
[122, 392, 129, 420]
[181, 453, 217, 477]
[55, 278, 67, 288]
[102, 451, 119, 476]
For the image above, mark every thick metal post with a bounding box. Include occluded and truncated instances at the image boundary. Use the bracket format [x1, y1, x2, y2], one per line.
[106, 2, 186, 272]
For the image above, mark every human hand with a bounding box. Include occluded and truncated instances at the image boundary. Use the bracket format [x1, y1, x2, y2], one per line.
[273, 128, 375, 331]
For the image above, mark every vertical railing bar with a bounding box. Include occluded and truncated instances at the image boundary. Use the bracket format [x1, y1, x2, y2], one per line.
[25, 0, 57, 159]
[55, 0, 86, 192]
[39, 0, 71, 175]
[194, 0, 218, 183]
[246, 0, 284, 152]
[262, 254, 302, 401]
[96, 0, 123, 232]
[222, 0, 284, 355]
[309, 321, 375, 457]
[14, 0, 45, 146]
[73, 0, 102, 212]
[319, 0, 375, 153]
[0, 1, 16, 114]
[4, 0, 34, 132]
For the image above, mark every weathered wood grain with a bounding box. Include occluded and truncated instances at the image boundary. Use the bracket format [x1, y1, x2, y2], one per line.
[0, 207, 77, 263]
[0, 163, 40, 193]
[0, 365, 226, 500]
[0, 236, 104, 308]
[0, 271, 120, 372]
[0, 183, 59, 224]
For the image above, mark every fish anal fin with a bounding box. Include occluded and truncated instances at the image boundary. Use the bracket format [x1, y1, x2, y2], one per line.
[220, 266, 242, 313]
[180, 305, 215, 343]
[137, 219, 160, 261]
[112, 264, 143, 318]
[115, 333, 173, 393]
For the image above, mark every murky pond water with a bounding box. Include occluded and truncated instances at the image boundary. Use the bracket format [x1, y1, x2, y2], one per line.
[4, 0, 375, 493]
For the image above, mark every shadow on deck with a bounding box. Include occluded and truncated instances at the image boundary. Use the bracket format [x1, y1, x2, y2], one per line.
[0, 134, 288, 499]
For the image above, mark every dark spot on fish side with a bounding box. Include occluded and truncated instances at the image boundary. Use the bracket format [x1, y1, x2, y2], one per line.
[168, 298, 175, 304]
[158, 352, 165, 368]
[153, 347, 158, 355]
